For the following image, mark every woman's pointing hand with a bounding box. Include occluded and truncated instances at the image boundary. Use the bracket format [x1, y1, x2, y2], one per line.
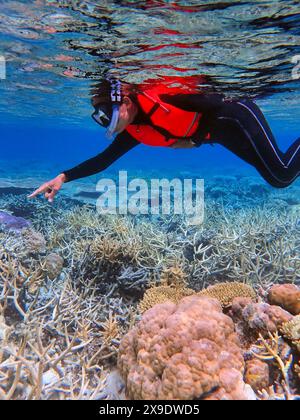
[28, 173, 67, 203]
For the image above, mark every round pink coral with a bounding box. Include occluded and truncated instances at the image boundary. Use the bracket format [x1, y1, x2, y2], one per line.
[118, 296, 256, 400]
[268, 284, 300, 316]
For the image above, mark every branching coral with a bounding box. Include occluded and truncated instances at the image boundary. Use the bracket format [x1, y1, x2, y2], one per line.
[159, 265, 188, 288]
[251, 332, 294, 400]
[0, 180, 299, 400]
[184, 200, 300, 290]
[0, 271, 135, 400]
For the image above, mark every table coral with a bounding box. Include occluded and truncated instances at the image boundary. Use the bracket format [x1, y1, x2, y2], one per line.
[138, 285, 194, 313]
[138, 282, 256, 313]
[118, 295, 256, 400]
[268, 284, 300, 316]
[198, 282, 256, 308]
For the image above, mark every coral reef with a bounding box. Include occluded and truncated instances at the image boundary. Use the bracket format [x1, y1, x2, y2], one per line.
[138, 285, 194, 314]
[244, 359, 270, 392]
[268, 284, 300, 316]
[43, 253, 64, 280]
[138, 281, 256, 314]
[229, 298, 293, 343]
[280, 316, 300, 352]
[250, 332, 296, 400]
[118, 295, 256, 400]
[0, 174, 299, 400]
[0, 211, 32, 232]
[198, 282, 256, 308]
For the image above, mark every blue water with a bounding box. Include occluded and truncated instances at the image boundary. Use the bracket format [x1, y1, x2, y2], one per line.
[0, 0, 299, 188]
[0, 117, 298, 185]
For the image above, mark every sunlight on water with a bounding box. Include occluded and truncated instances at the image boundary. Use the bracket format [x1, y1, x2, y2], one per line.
[0, 0, 299, 126]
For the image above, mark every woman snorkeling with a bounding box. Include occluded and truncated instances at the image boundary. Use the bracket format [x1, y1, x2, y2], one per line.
[29, 78, 300, 202]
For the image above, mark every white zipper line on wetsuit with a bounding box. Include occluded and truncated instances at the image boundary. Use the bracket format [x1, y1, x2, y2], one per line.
[287, 144, 300, 167]
[236, 101, 288, 169]
[217, 117, 299, 185]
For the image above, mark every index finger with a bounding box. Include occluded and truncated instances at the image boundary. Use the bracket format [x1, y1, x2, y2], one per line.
[28, 184, 49, 199]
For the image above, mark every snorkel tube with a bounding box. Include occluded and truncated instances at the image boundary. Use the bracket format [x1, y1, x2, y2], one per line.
[106, 78, 122, 139]
[106, 104, 120, 139]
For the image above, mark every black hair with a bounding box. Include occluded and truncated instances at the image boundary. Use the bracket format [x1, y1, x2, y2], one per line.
[90, 79, 138, 110]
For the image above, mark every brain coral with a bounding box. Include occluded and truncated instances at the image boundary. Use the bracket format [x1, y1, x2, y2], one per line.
[118, 295, 256, 400]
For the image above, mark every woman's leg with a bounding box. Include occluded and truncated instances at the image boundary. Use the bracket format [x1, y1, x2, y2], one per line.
[208, 98, 300, 188]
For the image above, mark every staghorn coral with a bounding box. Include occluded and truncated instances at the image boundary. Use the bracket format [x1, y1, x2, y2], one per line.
[0, 178, 299, 400]
[251, 332, 294, 400]
[0, 269, 135, 400]
[119, 295, 256, 400]
[268, 284, 300, 316]
[280, 315, 300, 353]
[160, 265, 188, 288]
[198, 282, 256, 308]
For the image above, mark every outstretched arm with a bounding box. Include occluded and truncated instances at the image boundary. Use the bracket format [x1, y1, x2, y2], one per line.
[62, 131, 139, 182]
[29, 131, 139, 202]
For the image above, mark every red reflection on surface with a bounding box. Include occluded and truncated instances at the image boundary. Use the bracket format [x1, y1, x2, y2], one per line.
[139, 43, 202, 52]
[153, 28, 182, 35]
[140, 75, 209, 94]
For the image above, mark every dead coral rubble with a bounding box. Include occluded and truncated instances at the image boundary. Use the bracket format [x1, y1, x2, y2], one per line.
[118, 295, 256, 400]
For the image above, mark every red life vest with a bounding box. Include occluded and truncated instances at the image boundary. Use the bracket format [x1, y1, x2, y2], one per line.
[126, 87, 209, 147]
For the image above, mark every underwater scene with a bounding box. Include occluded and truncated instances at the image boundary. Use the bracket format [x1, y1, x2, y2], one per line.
[0, 0, 300, 402]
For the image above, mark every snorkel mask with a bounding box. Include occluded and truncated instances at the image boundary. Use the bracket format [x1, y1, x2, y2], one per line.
[92, 78, 122, 139]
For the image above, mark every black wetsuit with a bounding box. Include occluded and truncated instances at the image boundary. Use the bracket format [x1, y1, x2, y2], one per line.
[63, 94, 300, 188]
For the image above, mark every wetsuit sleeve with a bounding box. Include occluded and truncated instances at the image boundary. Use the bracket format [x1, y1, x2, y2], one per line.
[159, 93, 225, 113]
[62, 131, 140, 182]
